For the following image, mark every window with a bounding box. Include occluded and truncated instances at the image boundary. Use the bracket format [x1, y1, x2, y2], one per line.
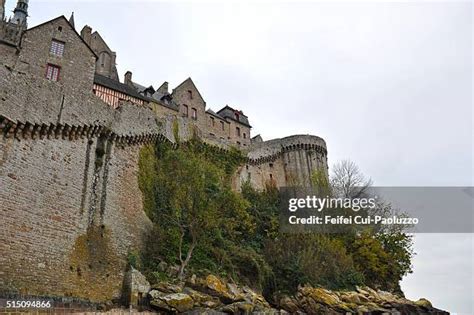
[182, 104, 189, 117]
[50, 40, 65, 57]
[237, 141, 241, 145]
[243, 133, 247, 139]
[192, 108, 197, 120]
[235, 112, 240, 121]
[46, 64, 60, 81]
[188, 90, 193, 99]
[210, 117, 215, 126]
[236, 127, 241, 137]
[220, 121, 225, 131]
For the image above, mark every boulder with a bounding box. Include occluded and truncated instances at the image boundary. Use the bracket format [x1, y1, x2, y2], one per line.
[415, 298, 433, 308]
[193, 274, 234, 303]
[149, 290, 194, 313]
[242, 286, 271, 308]
[279, 295, 300, 313]
[339, 292, 361, 304]
[152, 281, 183, 293]
[183, 287, 221, 308]
[298, 287, 341, 307]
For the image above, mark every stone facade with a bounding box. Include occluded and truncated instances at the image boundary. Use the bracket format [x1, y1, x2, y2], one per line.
[234, 135, 328, 190]
[0, 0, 328, 303]
[81, 26, 119, 81]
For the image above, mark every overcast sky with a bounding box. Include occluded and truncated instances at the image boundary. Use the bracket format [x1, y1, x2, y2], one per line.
[5, 0, 472, 312]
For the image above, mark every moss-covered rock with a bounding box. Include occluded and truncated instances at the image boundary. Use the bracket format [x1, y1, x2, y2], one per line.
[149, 290, 194, 312]
[415, 298, 433, 308]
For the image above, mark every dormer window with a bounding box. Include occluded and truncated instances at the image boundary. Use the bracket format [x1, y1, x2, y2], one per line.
[50, 39, 65, 57]
[235, 112, 240, 121]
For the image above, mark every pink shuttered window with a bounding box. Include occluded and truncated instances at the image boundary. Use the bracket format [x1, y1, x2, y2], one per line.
[46, 64, 60, 81]
[50, 40, 65, 57]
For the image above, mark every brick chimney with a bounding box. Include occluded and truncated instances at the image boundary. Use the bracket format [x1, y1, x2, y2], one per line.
[124, 71, 133, 86]
[80, 25, 92, 46]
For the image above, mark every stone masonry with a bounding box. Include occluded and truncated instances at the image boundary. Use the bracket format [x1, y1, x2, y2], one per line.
[0, 1, 328, 304]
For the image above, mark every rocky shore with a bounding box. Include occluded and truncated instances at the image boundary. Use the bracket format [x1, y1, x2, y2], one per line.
[138, 273, 448, 314]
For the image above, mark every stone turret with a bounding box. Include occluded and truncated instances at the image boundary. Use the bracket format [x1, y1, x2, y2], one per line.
[12, 0, 28, 26]
[0, 0, 28, 48]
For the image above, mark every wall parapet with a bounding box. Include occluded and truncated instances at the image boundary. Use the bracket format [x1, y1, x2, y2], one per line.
[247, 134, 327, 165]
[0, 114, 173, 148]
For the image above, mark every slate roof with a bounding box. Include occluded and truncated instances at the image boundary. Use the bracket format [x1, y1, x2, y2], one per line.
[217, 105, 251, 127]
[206, 109, 230, 122]
[134, 81, 179, 111]
[94, 74, 147, 101]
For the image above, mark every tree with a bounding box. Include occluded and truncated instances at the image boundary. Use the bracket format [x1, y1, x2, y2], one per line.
[158, 149, 223, 279]
[330, 160, 413, 292]
[330, 160, 372, 198]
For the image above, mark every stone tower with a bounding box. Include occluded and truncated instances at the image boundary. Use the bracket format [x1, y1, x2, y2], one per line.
[0, 0, 27, 47]
[12, 0, 28, 26]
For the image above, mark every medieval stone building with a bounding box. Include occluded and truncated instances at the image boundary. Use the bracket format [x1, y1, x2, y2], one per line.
[0, 0, 328, 305]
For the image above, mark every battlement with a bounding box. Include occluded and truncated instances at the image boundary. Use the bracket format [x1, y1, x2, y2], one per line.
[248, 134, 327, 164]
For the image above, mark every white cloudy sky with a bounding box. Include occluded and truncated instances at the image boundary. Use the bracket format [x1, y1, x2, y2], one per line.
[5, 0, 472, 313]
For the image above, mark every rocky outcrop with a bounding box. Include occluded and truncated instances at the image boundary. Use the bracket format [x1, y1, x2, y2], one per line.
[145, 274, 448, 314]
[277, 285, 449, 315]
[148, 275, 279, 314]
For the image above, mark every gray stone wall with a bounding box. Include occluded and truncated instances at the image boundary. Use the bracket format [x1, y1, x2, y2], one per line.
[0, 135, 151, 301]
[234, 135, 328, 190]
[0, 13, 329, 304]
[17, 17, 96, 102]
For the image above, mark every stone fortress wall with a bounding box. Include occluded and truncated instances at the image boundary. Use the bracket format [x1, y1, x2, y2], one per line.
[235, 135, 328, 190]
[0, 2, 328, 304]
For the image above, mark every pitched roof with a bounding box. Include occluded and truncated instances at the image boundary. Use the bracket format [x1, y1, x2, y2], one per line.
[216, 105, 251, 127]
[206, 109, 230, 122]
[216, 105, 248, 117]
[172, 77, 206, 104]
[91, 30, 114, 55]
[94, 73, 147, 101]
[27, 15, 98, 59]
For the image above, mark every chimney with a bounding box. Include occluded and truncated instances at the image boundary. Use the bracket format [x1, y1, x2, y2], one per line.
[80, 25, 92, 46]
[157, 81, 169, 94]
[124, 71, 133, 86]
